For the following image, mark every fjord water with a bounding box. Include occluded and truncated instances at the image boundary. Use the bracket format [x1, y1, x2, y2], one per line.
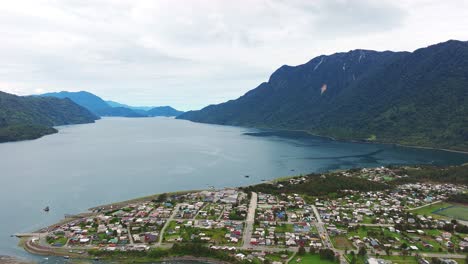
[1, 117, 468, 261]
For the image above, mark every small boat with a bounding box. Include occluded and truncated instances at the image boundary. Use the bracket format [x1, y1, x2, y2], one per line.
[63, 255, 70, 259]
[43, 206, 50, 212]
[244, 175, 250, 178]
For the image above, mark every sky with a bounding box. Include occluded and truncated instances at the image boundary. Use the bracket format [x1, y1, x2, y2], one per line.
[0, 0, 467, 111]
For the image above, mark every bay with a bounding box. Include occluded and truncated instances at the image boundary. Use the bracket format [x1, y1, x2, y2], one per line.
[1, 117, 467, 262]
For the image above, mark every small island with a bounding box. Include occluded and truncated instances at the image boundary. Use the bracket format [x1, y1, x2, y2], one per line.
[18, 165, 468, 264]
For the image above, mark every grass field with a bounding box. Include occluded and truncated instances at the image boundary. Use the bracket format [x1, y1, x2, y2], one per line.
[410, 202, 451, 218]
[380, 256, 419, 264]
[434, 204, 468, 221]
[289, 253, 336, 264]
[331, 235, 354, 250]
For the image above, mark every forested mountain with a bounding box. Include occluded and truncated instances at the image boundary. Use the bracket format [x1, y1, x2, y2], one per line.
[147, 106, 184, 117]
[106, 100, 153, 111]
[42, 91, 183, 117]
[41, 91, 109, 112]
[41, 91, 144, 117]
[0, 91, 98, 142]
[178, 40, 468, 151]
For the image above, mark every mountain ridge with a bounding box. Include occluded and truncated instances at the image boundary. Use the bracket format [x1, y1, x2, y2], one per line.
[178, 40, 468, 151]
[0, 91, 98, 142]
[41, 91, 184, 117]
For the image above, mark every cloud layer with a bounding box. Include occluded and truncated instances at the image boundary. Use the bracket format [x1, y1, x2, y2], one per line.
[0, 0, 467, 110]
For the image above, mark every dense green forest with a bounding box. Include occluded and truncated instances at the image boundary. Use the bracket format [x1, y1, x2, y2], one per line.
[41, 91, 184, 117]
[396, 165, 468, 184]
[0, 91, 98, 142]
[241, 165, 468, 198]
[179, 40, 468, 152]
[241, 173, 388, 198]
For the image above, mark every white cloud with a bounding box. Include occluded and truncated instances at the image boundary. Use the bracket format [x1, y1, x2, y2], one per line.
[0, 0, 467, 110]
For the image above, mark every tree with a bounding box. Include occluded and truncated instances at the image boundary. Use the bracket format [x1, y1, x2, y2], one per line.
[358, 246, 367, 257]
[298, 246, 306, 256]
[156, 193, 168, 203]
[385, 247, 391, 256]
[400, 242, 408, 249]
[309, 246, 317, 254]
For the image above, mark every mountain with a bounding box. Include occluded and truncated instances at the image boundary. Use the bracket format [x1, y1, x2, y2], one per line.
[96, 106, 145, 117]
[106, 100, 154, 111]
[147, 106, 184, 117]
[41, 91, 144, 117]
[107, 100, 184, 116]
[41, 91, 109, 113]
[0, 91, 98, 142]
[178, 40, 468, 152]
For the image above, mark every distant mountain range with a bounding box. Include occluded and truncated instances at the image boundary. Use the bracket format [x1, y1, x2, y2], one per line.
[40, 91, 184, 118]
[178, 40, 468, 152]
[0, 91, 98, 142]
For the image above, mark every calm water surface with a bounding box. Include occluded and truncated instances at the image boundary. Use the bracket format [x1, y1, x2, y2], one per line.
[1, 117, 467, 263]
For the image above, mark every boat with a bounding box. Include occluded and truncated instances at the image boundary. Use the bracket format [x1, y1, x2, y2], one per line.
[244, 175, 250, 178]
[63, 256, 70, 259]
[43, 206, 50, 212]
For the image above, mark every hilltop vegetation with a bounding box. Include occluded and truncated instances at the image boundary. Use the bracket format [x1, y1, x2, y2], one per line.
[395, 165, 468, 185]
[41, 91, 184, 117]
[241, 165, 468, 198]
[241, 173, 388, 198]
[0, 91, 98, 142]
[178, 40, 468, 152]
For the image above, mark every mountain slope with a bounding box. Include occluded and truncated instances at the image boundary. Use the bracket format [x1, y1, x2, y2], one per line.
[0, 91, 98, 142]
[41, 91, 109, 113]
[147, 106, 184, 117]
[106, 100, 153, 111]
[178, 40, 468, 151]
[97, 106, 145, 117]
[41, 91, 143, 117]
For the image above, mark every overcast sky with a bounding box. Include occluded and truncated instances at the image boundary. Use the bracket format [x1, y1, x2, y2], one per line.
[1, 0, 467, 110]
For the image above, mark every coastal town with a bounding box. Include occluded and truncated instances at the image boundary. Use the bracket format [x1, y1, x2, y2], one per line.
[20, 166, 468, 264]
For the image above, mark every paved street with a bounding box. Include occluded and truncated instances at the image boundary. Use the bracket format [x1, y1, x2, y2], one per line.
[242, 192, 257, 249]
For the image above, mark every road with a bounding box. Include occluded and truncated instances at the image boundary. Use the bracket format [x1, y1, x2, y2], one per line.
[242, 192, 257, 249]
[348, 223, 394, 227]
[157, 204, 180, 245]
[408, 200, 442, 211]
[311, 205, 349, 264]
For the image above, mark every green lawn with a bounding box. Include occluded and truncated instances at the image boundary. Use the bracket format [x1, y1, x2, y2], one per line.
[331, 235, 354, 250]
[409, 202, 452, 219]
[434, 204, 468, 221]
[380, 256, 419, 264]
[289, 253, 336, 264]
[276, 223, 294, 233]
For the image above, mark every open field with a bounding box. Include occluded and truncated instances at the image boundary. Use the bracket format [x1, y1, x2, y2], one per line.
[331, 235, 354, 250]
[289, 253, 336, 264]
[410, 202, 452, 217]
[380, 256, 419, 264]
[411, 202, 468, 222]
[434, 204, 468, 221]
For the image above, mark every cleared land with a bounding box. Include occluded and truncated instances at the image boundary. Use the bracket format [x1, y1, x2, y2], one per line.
[434, 204, 468, 221]
[289, 253, 335, 264]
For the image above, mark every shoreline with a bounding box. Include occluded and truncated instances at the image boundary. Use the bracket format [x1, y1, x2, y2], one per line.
[3, 119, 468, 155]
[184, 120, 468, 155]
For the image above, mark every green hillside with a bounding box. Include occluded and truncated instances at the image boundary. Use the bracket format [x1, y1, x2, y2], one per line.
[178, 40, 468, 152]
[0, 91, 98, 142]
